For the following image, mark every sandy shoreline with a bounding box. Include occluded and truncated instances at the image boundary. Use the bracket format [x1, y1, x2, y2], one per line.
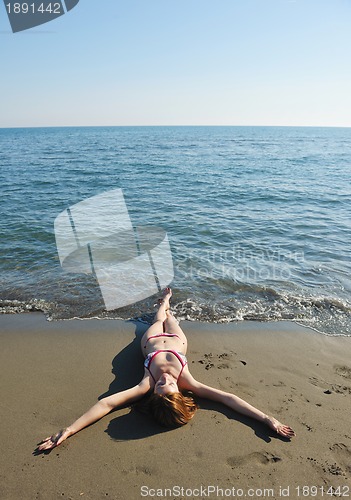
[0, 313, 350, 500]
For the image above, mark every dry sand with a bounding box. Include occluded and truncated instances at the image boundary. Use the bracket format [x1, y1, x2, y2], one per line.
[0, 313, 350, 500]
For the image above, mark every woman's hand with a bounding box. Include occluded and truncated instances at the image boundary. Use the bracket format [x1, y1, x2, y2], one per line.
[37, 428, 71, 451]
[265, 416, 296, 438]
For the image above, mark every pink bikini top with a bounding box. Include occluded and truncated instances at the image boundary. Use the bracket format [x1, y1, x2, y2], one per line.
[144, 350, 188, 383]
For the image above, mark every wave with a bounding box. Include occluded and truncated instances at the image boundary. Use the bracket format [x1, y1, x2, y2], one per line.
[0, 298, 57, 317]
[1, 289, 350, 336]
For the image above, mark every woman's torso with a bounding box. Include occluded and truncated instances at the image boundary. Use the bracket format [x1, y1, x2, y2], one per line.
[141, 330, 188, 383]
[141, 330, 187, 357]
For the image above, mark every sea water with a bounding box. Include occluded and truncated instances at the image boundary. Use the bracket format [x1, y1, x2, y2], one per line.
[0, 126, 350, 335]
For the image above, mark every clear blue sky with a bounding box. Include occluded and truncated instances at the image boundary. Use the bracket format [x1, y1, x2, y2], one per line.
[1, 0, 351, 127]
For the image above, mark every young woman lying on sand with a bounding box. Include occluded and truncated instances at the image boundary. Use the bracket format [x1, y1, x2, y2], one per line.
[38, 288, 295, 450]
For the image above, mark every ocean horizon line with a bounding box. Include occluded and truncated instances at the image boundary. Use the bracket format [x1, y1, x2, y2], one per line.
[1, 124, 351, 130]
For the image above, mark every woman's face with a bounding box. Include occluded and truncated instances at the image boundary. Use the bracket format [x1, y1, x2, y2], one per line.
[154, 373, 179, 395]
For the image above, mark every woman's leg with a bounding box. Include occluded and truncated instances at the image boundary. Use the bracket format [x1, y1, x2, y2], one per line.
[163, 311, 184, 336]
[141, 288, 172, 341]
[163, 311, 187, 351]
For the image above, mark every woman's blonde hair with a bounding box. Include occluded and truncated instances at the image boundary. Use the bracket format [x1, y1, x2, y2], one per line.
[136, 392, 198, 428]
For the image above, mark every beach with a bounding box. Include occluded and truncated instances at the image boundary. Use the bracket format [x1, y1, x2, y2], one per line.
[2, 1, 351, 498]
[1, 313, 350, 500]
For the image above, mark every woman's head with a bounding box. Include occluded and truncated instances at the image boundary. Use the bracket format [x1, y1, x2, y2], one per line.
[148, 391, 198, 428]
[153, 372, 179, 396]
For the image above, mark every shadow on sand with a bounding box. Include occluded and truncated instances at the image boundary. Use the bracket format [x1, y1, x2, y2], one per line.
[99, 319, 178, 441]
[98, 320, 147, 399]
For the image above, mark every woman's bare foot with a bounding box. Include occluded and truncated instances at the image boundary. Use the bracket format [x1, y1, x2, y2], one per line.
[157, 287, 172, 309]
[265, 416, 296, 439]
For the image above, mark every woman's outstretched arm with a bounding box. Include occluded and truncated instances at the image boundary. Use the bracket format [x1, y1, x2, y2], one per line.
[38, 377, 151, 451]
[183, 375, 295, 439]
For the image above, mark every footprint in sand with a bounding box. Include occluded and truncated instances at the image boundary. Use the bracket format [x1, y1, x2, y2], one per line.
[307, 445, 351, 478]
[331, 384, 351, 395]
[273, 381, 286, 387]
[227, 452, 282, 468]
[122, 465, 158, 477]
[198, 352, 234, 370]
[334, 365, 351, 380]
[309, 376, 351, 396]
[329, 443, 351, 474]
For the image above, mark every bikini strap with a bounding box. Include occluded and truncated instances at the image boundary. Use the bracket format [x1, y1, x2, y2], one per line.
[171, 351, 187, 381]
[144, 352, 158, 383]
